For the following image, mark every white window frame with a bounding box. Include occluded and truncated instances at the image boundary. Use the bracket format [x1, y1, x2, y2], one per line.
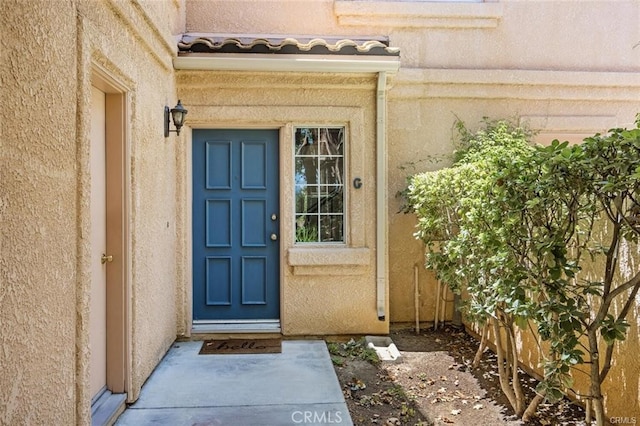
[293, 125, 347, 245]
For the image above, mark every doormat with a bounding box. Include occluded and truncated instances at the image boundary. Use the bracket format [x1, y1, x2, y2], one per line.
[199, 339, 282, 355]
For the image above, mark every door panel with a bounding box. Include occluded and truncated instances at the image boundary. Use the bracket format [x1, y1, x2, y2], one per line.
[242, 257, 267, 304]
[193, 129, 280, 320]
[206, 200, 231, 247]
[90, 86, 107, 398]
[242, 199, 266, 246]
[206, 257, 232, 305]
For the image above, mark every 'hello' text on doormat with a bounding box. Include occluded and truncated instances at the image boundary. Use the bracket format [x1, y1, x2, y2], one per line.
[199, 339, 282, 355]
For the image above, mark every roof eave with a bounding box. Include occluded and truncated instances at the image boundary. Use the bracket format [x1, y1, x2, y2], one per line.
[173, 53, 401, 74]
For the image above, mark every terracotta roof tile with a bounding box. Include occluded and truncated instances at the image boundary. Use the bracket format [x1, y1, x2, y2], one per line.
[178, 34, 400, 56]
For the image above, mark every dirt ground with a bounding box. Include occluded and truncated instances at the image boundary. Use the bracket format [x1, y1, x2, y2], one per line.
[329, 326, 587, 426]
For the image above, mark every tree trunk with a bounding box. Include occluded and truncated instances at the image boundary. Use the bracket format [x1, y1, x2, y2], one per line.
[506, 321, 525, 415]
[472, 322, 489, 368]
[492, 316, 520, 414]
[522, 394, 544, 422]
[587, 328, 605, 426]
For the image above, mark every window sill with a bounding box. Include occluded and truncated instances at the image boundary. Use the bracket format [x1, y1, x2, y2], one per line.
[334, 1, 503, 29]
[287, 246, 370, 276]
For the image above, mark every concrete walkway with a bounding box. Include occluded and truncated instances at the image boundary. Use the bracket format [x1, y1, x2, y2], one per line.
[115, 340, 353, 426]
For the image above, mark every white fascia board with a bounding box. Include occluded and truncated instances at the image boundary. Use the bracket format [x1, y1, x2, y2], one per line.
[174, 53, 400, 74]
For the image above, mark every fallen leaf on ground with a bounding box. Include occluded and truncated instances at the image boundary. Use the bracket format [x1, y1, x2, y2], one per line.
[348, 378, 366, 391]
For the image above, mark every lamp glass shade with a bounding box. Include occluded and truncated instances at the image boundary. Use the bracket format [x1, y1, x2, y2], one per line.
[170, 100, 187, 127]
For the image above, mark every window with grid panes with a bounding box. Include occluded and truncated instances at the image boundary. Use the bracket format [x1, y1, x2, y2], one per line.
[294, 127, 345, 243]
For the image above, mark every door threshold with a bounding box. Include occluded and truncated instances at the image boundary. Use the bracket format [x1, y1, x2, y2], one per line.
[91, 389, 126, 426]
[193, 319, 281, 334]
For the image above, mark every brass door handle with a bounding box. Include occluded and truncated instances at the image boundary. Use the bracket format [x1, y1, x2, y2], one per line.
[101, 254, 113, 264]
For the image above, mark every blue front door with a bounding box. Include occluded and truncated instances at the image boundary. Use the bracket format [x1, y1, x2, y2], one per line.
[192, 129, 280, 320]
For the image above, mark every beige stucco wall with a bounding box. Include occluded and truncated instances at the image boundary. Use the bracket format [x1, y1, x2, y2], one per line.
[389, 85, 639, 418]
[183, 0, 640, 418]
[1, 2, 79, 424]
[2, 0, 638, 422]
[176, 72, 389, 336]
[387, 77, 639, 323]
[186, 0, 638, 72]
[185, 0, 640, 324]
[1, 0, 185, 423]
[77, 0, 184, 405]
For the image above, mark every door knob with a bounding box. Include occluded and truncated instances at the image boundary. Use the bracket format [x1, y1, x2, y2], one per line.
[270, 234, 278, 241]
[101, 254, 113, 264]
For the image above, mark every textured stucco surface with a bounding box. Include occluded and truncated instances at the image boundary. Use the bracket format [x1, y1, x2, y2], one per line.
[3, 0, 639, 423]
[1, 2, 79, 424]
[187, 0, 639, 71]
[182, 0, 640, 419]
[75, 0, 183, 406]
[176, 71, 388, 336]
[385, 83, 640, 423]
[184, 0, 640, 327]
[2, 0, 184, 424]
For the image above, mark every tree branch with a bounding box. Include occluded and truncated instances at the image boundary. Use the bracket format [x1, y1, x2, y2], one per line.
[604, 270, 640, 306]
[600, 275, 640, 382]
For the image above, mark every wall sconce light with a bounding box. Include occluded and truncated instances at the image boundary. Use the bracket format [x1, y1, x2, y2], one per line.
[164, 100, 188, 137]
